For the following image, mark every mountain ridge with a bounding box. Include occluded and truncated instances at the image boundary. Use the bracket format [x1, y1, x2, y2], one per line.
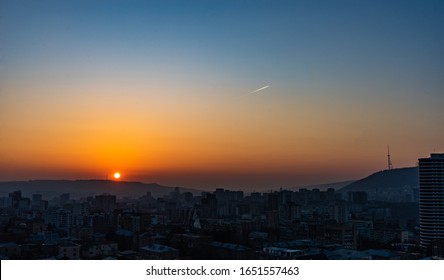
[0, 179, 201, 199]
[338, 167, 418, 194]
[0, 167, 420, 200]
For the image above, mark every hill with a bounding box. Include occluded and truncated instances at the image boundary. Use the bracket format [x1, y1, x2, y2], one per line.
[0, 180, 201, 199]
[338, 167, 418, 194]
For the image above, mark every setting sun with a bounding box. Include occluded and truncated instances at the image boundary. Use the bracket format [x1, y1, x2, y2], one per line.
[113, 172, 121, 179]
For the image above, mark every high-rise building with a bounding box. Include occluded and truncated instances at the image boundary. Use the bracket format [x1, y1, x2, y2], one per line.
[419, 153, 444, 249]
[9, 190, 22, 209]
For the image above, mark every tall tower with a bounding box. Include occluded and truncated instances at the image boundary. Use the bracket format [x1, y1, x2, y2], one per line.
[387, 145, 393, 170]
[419, 153, 444, 249]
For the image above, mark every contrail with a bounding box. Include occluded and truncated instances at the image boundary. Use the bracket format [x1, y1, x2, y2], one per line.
[250, 85, 270, 94]
[235, 85, 271, 100]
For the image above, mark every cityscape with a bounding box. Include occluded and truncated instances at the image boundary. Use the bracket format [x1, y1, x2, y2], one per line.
[0, 153, 442, 260]
[1, 1, 444, 262]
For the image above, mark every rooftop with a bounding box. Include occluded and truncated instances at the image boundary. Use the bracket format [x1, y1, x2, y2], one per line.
[264, 246, 303, 253]
[0, 242, 18, 248]
[431, 153, 444, 159]
[211, 242, 250, 251]
[140, 243, 178, 253]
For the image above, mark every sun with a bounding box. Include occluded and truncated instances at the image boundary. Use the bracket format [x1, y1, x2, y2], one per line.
[113, 172, 121, 179]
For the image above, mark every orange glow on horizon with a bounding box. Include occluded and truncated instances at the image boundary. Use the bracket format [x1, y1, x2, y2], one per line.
[0, 84, 437, 186]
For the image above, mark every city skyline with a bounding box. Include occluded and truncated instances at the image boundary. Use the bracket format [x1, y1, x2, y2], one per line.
[1, 0, 444, 189]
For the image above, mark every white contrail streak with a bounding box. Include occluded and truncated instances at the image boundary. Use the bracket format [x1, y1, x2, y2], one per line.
[235, 85, 271, 100]
[250, 85, 270, 94]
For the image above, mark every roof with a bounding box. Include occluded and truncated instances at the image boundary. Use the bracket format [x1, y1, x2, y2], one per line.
[272, 239, 324, 248]
[58, 241, 79, 247]
[210, 242, 250, 251]
[264, 247, 303, 253]
[115, 229, 134, 237]
[119, 250, 138, 255]
[363, 249, 399, 258]
[325, 249, 371, 260]
[249, 231, 268, 239]
[0, 242, 18, 248]
[140, 244, 178, 253]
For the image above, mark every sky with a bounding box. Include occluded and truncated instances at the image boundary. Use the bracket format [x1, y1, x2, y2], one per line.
[1, 0, 443, 190]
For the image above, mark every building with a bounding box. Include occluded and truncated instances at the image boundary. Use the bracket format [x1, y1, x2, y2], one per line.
[419, 153, 444, 250]
[60, 193, 70, 206]
[81, 242, 118, 259]
[56, 210, 73, 230]
[139, 244, 178, 259]
[94, 194, 116, 212]
[263, 246, 304, 259]
[9, 191, 22, 209]
[330, 201, 349, 224]
[72, 202, 89, 226]
[0, 242, 21, 259]
[210, 242, 253, 260]
[58, 241, 80, 259]
[170, 233, 212, 259]
[324, 224, 356, 249]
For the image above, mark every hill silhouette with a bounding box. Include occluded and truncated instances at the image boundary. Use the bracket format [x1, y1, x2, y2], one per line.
[292, 180, 356, 191]
[338, 167, 418, 193]
[0, 180, 201, 199]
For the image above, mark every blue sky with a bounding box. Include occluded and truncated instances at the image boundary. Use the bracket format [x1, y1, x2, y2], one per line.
[3, 0, 443, 90]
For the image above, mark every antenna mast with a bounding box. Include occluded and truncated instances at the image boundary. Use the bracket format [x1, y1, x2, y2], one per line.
[387, 145, 393, 170]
